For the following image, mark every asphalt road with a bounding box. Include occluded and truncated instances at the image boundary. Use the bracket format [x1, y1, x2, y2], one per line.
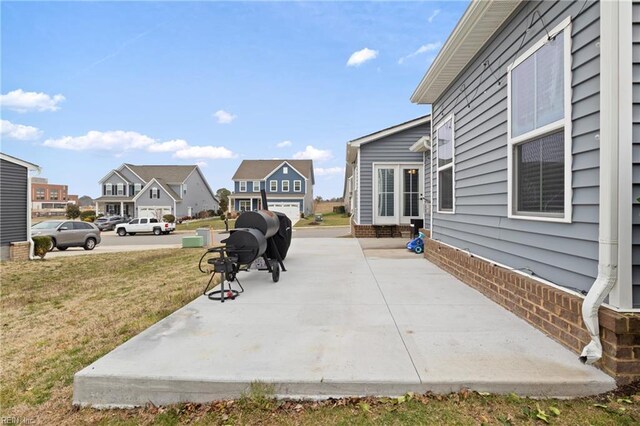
[47, 226, 352, 258]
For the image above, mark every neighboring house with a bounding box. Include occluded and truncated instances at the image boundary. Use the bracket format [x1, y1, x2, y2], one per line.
[31, 177, 79, 216]
[228, 160, 314, 220]
[95, 164, 219, 219]
[410, 0, 639, 382]
[0, 152, 40, 261]
[344, 115, 431, 237]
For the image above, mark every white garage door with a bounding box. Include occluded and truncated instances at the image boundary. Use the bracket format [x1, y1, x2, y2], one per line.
[267, 202, 300, 225]
[138, 206, 172, 219]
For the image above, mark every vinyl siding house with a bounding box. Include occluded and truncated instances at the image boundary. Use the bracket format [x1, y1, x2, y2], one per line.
[345, 115, 431, 237]
[95, 164, 218, 219]
[228, 160, 314, 220]
[0, 153, 40, 260]
[410, 0, 640, 382]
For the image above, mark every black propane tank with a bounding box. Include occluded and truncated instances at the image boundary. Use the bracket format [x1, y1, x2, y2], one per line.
[223, 228, 267, 265]
[235, 210, 280, 238]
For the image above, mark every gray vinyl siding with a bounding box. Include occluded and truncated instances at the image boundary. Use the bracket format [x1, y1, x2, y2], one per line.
[359, 122, 430, 225]
[177, 169, 219, 217]
[1, 159, 28, 259]
[430, 1, 600, 295]
[118, 167, 145, 186]
[633, 1, 640, 306]
[135, 184, 174, 210]
[424, 152, 431, 229]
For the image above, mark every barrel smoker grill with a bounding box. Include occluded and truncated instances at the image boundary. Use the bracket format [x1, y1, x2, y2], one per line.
[199, 193, 292, 302]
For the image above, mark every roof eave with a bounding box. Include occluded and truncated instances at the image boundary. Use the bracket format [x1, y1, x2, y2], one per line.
[411, 0, 521, 105]
[349, 115, 431, 147]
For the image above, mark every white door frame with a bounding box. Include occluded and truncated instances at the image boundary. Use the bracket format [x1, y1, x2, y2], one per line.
[372, 162, 423, 225]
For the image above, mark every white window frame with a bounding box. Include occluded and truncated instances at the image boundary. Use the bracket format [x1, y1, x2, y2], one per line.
[151, 187, 160, 199]
[116, 183, 124, 196]
[283, 167, 288, 174]
[293, 180, 302, 192]
[435, 115, 455, 214]
[239, 200, 251, 211]
[282, 180, 290, 192]
[252, 181, 260, 192]
[134, 183, 142, 195]
[507, 17, 572, 223]
[270, 180, 278, 192]
[105, 183, 113, 196]
[239, 181, 247, 192]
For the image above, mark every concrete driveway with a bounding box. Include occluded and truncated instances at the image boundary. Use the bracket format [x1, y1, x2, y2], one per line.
[74, 238, 614, 407]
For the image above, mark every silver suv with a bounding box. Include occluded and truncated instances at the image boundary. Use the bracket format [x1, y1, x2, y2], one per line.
[31, 220, 101, 251]
[95, 215, 127, 231]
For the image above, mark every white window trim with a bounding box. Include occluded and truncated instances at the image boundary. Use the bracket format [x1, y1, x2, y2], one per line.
[134, 183, 142, 195]
[270, 180, 278, 192]
[117, 183, 124, 196]
[283, 167, 288, 174]
[282, 180, 290, 192]
[435, 114, 455, 214]
[105, 183, 113, 196]
[506, 17, 572, 223]
[293, 180, 302, 192]
[252, 181, 260, 192]
[151, 187, 160, 199]
[239, 181, 247, 192]
[239, 200, 251, 211]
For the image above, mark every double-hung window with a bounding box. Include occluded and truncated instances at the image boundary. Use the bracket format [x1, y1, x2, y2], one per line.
[134, 183, 141, 195]
[270, 181, 278, 192]
[293, 180, 302, 192]
[507, 18, 572, 222]
[253, 181, 260, 192]
[117, 183, 124, 196]
[435, 116, 454, 213]
[282, 180, 290, 192]
[239, 181, 247, 192]
[105, 183, 113, 196]
[150, 187, 160, 199]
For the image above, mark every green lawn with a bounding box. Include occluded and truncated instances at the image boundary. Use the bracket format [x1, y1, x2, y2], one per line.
[295, 211, 351, 227]
[1, 251, 639, 425]
[176, 217, 236, 231]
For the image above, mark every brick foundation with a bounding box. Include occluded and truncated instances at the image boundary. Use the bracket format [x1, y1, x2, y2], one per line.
[351, 224, 413, 238]
[424, 237, 640, 384]
[9, 241, 30, 261]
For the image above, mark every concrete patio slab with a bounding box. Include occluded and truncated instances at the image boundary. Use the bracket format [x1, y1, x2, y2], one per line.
[73, 238, 615, 407]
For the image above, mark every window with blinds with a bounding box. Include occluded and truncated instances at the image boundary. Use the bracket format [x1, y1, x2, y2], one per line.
[507, 18, 571, 221]
[436, 116, 454, 213]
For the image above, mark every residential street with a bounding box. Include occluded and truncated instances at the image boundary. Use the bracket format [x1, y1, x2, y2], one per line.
[46, 226, 352, 257]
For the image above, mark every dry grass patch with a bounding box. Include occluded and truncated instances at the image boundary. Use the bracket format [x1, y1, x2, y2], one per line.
[0, 249, 207, 422]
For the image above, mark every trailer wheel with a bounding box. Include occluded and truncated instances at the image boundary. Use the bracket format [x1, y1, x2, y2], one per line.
[271, 261, 280, 283]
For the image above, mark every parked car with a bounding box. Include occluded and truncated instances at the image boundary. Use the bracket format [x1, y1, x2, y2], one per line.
[31, 220, 101, 251]
[116, 218, 174, 236]
[95, 215, 127, 231]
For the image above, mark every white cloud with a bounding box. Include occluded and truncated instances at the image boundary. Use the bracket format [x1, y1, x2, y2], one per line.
[398, 41, 442, 64]
[276, 140, 292, 148]
[0, 119, 43, 140]
[43, 130, 156, 151]
[346, 48, 378, 67]
[146, 139, 189, 153]
[1, 89, 65, 112]
[174, 145, 236, 160]
[428, 9, 441, 23]
[292, 145, 333, 161]
[42, 130, 236, 160]
[315, 166, 345, 176]
[213, 110, 237, 124]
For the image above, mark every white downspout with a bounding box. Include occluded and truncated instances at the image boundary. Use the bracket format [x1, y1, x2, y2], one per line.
[580, 0, 620, 364]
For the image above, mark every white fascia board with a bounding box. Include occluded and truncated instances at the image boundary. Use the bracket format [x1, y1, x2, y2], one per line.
[264, 160, 308, 181]
[131, 178, 177, 202]
[409, 136, 431, 153]
[99, 169, 128, 184]
[411, 0, 520, 104]
[349, 116, 432, 147]
[120, 164, 146, 184]
[0, 153, 40, 171]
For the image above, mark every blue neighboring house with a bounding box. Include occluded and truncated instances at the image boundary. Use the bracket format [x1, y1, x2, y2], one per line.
[228, 159, 314, 221]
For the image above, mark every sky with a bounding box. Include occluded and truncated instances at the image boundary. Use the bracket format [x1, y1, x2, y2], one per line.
[1, 1, 468, 199]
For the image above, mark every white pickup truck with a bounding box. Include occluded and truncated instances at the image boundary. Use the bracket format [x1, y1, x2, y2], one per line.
[115, 218, 175, 236]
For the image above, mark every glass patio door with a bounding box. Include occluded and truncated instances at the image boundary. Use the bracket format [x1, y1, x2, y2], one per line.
[374, 166, 396, 224]
[401, 167, 422, 223]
